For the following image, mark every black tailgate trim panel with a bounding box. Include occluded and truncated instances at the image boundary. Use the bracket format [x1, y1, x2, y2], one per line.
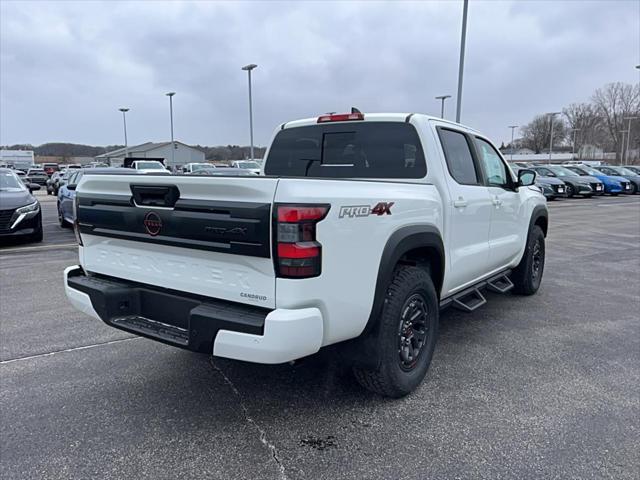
[78, 195, 272, 258]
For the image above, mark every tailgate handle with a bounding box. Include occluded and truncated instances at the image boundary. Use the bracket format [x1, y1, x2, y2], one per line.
[131, 185, 180, 208]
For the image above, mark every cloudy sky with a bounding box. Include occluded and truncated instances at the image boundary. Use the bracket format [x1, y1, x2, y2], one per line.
[1, 0, 638, 148]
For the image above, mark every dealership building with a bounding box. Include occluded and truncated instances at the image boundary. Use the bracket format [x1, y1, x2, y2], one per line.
[0, 149, 35, 171]
[95, 141, 205, 168]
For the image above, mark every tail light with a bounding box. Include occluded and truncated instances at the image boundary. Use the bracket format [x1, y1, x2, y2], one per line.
[73, 195, 83, 246]
[274, 204, 329, 278]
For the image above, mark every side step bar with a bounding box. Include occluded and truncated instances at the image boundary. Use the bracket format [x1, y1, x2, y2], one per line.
[440, 270, 513, 312]
[486, 273, 514, 294]
[452, 288, 486, 312]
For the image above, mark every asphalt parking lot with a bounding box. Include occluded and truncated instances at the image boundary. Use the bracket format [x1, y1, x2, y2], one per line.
[1, 192, 639, 480]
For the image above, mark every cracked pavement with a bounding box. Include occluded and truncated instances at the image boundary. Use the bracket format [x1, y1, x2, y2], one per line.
[1, 194, 639, 479]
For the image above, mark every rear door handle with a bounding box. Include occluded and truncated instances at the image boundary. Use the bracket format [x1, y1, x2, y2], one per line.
[453, 198, 468, 208]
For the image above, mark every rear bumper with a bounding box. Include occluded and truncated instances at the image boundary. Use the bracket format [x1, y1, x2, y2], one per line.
[63, 266, 323, 364]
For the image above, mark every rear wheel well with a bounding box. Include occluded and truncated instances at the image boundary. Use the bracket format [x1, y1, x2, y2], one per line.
[398, 247, 443, 298]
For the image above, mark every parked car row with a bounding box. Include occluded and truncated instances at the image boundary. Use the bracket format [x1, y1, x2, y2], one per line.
[179, 160, 261, 174]
[510, 163, 640, 200]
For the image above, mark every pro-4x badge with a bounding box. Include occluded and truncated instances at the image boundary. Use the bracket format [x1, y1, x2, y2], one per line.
[339, 202, 394, 218]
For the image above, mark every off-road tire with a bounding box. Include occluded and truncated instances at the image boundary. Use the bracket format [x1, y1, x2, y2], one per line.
[512, 225, 545, 295]
[353, 266, 439, 398]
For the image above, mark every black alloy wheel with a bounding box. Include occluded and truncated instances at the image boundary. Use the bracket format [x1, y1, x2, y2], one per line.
[397, 294, 430, 372]
[531, 238, 543, 285]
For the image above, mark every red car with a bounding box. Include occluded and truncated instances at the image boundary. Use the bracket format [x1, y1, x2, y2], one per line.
[43, 163, 59, 176]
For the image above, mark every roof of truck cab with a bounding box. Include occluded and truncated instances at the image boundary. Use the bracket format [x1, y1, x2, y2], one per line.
[281, 113, 480, 134]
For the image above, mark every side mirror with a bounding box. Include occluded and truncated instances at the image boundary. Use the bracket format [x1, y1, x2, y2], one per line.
[29, 183, 41, 192]
[66, 184, 77, 191]
[518, 169, 536, 187]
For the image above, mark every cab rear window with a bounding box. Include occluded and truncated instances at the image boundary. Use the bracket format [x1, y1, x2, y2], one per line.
[264, 122, 426, 178]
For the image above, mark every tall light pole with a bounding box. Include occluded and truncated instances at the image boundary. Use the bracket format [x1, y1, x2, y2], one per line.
[571, 128, 581, 159]
[166, 92, 176, 168]
[508, 125, 518, 161]
[619, 130, 626, 163]
[623, 117, 638, 165]
[242, 63, 258, 161]
[546, 112, 561, 164]
[455, 0, 469, 123]
[119, 108, 129, 160]
[435, 95, 451, 119]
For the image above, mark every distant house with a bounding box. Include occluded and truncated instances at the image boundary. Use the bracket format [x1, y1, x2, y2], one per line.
[95, 141, 204, 168]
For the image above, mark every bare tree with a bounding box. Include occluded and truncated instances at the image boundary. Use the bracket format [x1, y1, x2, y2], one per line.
[592, 82, 640, 160]
[563, 103, 607, 158]
[520, 114, 568, 154]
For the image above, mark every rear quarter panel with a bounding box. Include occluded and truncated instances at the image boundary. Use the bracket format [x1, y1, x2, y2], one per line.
[274, 178, 443, 346]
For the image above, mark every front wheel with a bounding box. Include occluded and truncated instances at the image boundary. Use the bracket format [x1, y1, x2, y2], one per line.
[512, 226, 545, 295]
[353, 266, 439, 398]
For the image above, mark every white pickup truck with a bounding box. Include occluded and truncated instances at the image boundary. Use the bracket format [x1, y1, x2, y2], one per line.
[64, 112, 547, 397]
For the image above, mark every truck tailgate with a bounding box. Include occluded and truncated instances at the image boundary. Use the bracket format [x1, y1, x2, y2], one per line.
[76, 174, 279, 308]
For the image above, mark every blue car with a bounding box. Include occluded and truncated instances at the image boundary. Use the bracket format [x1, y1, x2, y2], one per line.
[594, 166, 640, 194]
[57, 167, 147, 227]
[565, 165, 630, 195]
[57, 170, 83, 227]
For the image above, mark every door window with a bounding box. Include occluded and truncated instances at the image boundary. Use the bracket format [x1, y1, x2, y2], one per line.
[536, 167, 554, 176]
[475, 138, 510, 187]
[438, 129, 479, 185]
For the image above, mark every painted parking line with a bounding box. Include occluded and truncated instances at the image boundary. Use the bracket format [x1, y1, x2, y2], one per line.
[597, 201, 640, 207]
[0, 243, 77, 255]
[0, 337, 140, 365]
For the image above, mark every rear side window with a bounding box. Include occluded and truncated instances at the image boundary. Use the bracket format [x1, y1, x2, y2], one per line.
[264, 122, 426, 178]
[438, 129, 479, 185]
[598, 167, 617, 175]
